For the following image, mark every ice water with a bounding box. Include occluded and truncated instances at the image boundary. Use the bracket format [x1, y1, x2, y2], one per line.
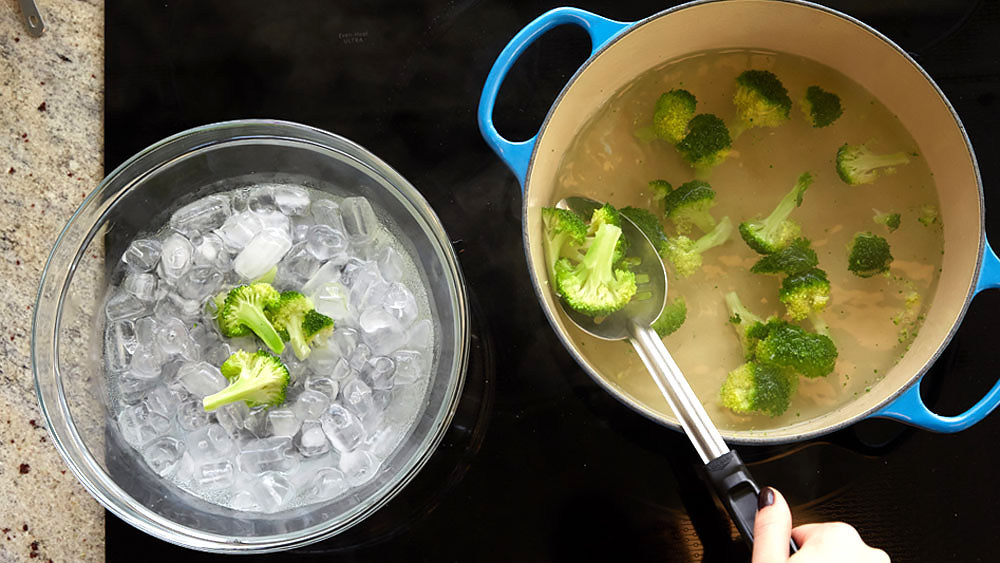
[103, 185, 435, 513]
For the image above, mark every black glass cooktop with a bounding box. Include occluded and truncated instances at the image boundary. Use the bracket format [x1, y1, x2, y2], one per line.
[105, 1, 1000, 560]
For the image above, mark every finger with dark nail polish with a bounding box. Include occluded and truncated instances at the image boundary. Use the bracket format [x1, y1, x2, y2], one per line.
[758, 486, 775, 510]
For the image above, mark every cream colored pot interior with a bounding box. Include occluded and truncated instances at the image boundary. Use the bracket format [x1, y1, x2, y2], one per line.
[524, 0, 982, 442]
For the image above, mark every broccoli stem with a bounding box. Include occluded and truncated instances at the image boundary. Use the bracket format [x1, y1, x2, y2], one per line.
[580, 224, 620, 292]
[760, 177, 808, 241]
[693, 216, 733, 254]
[238, 304, 285, 355]
[286, 322, 311, 361]
[725, 291, 762, 326]
[203, 377, 256, 411]
[859, 152, 910, 170]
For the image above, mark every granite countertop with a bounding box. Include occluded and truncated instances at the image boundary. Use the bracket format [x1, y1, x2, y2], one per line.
[1, 0, 105, 561]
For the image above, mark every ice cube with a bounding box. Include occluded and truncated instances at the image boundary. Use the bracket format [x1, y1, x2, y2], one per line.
[185, 423, 236, 463]
[117, 368, 160, 404]
[106, 291, 148, 322]
[339, 449, 381, 487]
[133, 317, 158, 349]
[384, 383, 426, 426]
[348, 344, 371, 372]
[339, 258, 368, 287]
[340, 197, 378, 246]
[122, 272, 158, 303]
[243, 407, 270, 437]
[305, 225, 349, 262]
[202, 340, 233, 367]
[237, 436, 300, 475]
[382, 283, 418, 327]
[367, 322, 408, 357]
[215, 401, 249, 439]
[329, 328, 359, 357]
[276, 242, 321, 286]
[359, 308, 402, 335]
[376, 247, 405, 283]
[177, 361, 227, 397]
[245, 472, 296, 513]
[293, 223, 310, 243]
[392, 349, 427, 385]
[320, 403, 365, 452]
[303, 467, 349, 501]
[128, 344, 166, 377]
[302, 263, 342, 299]
[314, 282, 352, 323]
[364, 423, 406, 461]
[350, 276, 390, 315]
[177, 398, 212, 431]
[142, 437, 186, 477]
[272, 184, 311, 215]
[291, 390, 330, 421]
[154, 292, 203, 322]
[216, 211, 263, 252]
[372, 389, 393, 412]
[143, 384, 181, 416]
[234, 228, 292, 280]
[268, 408, 302, 437]
[361, 357, 396, 391]
[311, 199, 346, 232]
[341, 377, 375, 420]
[156, 317, 198, 360]
[294, 420, 331, 458]
[195, 459, 236, 490]
[170, 194, 231, 236]
[254, 210, 291, 234]
[304, 376, 339, 400]
[193, 232, 232, 271]
[122, 239, 162, 272]
[105, 319, 137, 372]
[230, 490, 259, 511]
[331, 358, 356, 382]
[117, 403, 171, 448]
[176, 264, 224, 301]
[158, 233, 194, 280]
[247, 185, 276, 212]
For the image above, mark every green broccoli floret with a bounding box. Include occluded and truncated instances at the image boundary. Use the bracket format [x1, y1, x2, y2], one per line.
[873, 209, 901, 233]
[662, 180, 717, 234]
[651, 297, 687, 337]
[720, 362, 797, 416]
[204, 349, 290, 411]
[739, 172, 813, 254]
[750, 237, 818, 275]
[676, 114, 732, 172]
[266, 291, 318, 361]
[733, 70, 792, 130]
[725, 291, 773, 360]
[653, 89, 697, 144]
[621, 206, 669, 252]
[555, 223, 637, 316]
[801, 86, 843, 128]
[918, 204, 939, 227]
[835, 143, 910, 185]
[587, 203, 628, 263]
[302, 309, 335, 344]
[662, 216, 733, 278]
[755, 323, 838, 378]
[217, 283, 285, 354]
[541, 207, 588, 285]
[648, 179, 673, 203]
[779, 268, 831, 321]
[848, 232, 893, 278]
[649, 180, 674, 205]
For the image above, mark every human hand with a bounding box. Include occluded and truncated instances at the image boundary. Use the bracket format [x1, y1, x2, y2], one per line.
[751, 486, 890, 563]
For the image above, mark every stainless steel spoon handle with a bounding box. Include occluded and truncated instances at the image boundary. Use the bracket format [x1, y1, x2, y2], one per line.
[629, 322, 729, 463]
[19, 0, 45, 37]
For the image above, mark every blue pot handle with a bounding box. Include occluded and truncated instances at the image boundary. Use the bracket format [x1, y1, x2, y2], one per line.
[873, 236, 1000, 431]
[477, 7, 631, 188]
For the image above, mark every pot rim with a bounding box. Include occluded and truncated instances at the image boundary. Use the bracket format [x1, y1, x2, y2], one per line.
[31, 118, 472, 550]
[518, 0, 984, 444]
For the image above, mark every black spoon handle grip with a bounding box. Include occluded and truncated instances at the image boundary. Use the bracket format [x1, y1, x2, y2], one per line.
[705, 450, 800, 554]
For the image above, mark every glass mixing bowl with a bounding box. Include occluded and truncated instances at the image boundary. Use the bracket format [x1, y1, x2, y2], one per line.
[31, 120, 469, 552]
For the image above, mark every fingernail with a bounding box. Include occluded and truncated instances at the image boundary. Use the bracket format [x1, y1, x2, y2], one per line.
[758, 487, 775, 510]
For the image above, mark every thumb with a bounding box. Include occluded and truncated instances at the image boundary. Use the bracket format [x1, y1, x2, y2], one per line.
[751, 487, 793, 563]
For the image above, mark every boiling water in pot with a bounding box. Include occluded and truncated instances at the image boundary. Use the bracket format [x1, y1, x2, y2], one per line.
[550, 49, 944, 432]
